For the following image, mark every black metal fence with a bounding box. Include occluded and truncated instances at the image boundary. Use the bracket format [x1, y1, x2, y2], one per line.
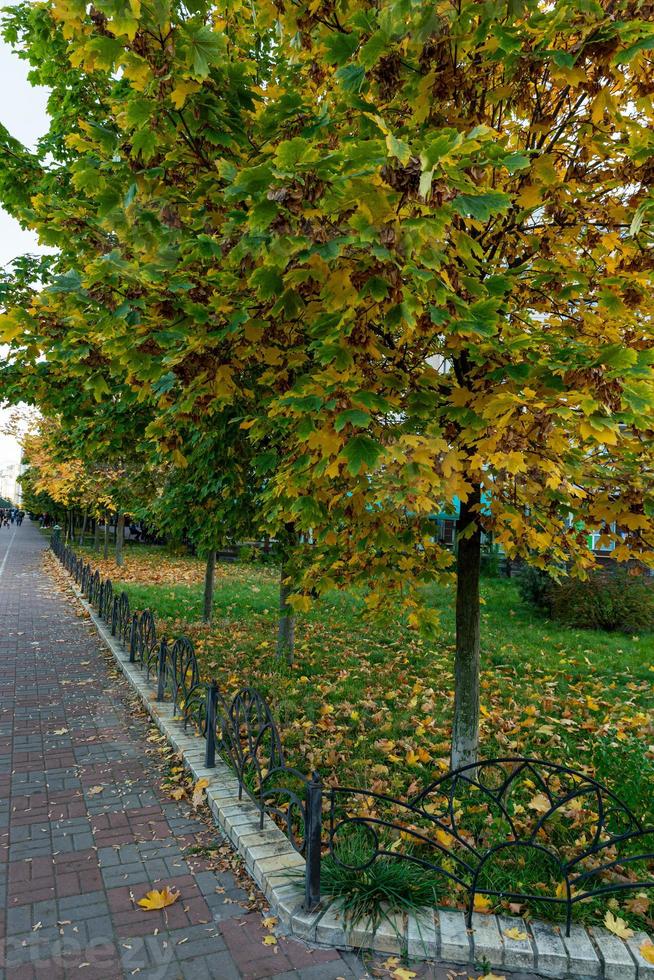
[51, 536, 654, 934]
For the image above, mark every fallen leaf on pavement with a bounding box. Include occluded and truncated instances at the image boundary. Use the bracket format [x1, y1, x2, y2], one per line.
[604, 911, 634, 939]
[87, 786, 104, 796]
[191, 778, 209, 809]
[639, 942, 654, 964]
[503, 927, 528, 941]
[262, 934, 277, 946]
[137, 887, 180, 910]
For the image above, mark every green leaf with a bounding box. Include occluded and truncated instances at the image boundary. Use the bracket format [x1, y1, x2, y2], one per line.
[335, 63, 366, 92]
[614, 32, 654, 65]
[458, 298, 502, 336]
[593, 344, 638, 370]
[364, 276, 389, 300]
[452, 191, 511, 221]
[552, 49, 576, 68]
[342, 434, 383, 475]
[358, 30, 389, 68]
[323, 31, 360, 65]
[629, 200, 650, 237]
[386, 133, 411, 165]
[249, 267, 283, 299]
[502, 152, 531, 173]
[420, 131, 461, 170]
[131, 128, 158, 162]
[334, 408, 371, 432]
[187, 26, 225, 77]
[125, 99, 153, 129]
[47, 270, 83, 294]
[275, 137, 310, 170]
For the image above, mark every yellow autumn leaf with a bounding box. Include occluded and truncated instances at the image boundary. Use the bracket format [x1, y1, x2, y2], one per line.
[192, 778, 209, 809]
[170, 79, 200, 109]
[604, 911, 634, 939]
[392, 968, 417, 980]
[503, 927, 528, 941]
[639, 943, 654, 964]
[262, 934, 277, 946]
[137, 886, 180, 910]
[170, 787, 186, 801]
[262, 916, 278, 930]
[527, 793, 550, 813]
[87, 785, 104, 796]
[474, 894, 492, 912]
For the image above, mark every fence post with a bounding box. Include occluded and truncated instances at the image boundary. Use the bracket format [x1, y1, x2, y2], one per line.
[304, 772, 322, 912]
[156, 640, 167, 702]
[111, 596, 118, 636]
[205, 681, 218, 768]
[129, 615, 137, 663]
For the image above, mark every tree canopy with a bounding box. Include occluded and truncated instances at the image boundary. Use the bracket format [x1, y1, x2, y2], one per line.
[2, 0, 654, 761]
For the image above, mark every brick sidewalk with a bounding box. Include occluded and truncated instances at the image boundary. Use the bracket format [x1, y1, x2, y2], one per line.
[0, 522, 525, 980]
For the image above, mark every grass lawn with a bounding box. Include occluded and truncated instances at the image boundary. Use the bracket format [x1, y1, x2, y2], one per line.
[75, 541, 654, 930]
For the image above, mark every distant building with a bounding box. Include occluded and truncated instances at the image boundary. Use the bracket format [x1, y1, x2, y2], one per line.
[0, 462, 21, 504]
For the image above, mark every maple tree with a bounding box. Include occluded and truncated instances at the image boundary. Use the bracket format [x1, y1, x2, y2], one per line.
[219, 0, 654, 764]
[1, 0, 654, 764]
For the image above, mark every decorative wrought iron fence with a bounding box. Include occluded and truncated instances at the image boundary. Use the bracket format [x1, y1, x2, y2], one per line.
[50, 537, 654, 932]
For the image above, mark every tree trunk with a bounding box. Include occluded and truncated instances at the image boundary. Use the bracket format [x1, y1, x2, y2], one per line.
[451, 486, 482, 769]
[276, 564, 295, 665]
[103, 515, 109, 559]
[93, 518, 100, 551]
[203, 550, 216, 623]
[115, 512, 125, 566]
[78, 512, 87, 547]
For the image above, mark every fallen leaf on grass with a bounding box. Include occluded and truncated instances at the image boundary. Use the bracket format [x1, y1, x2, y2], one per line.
[137, 887, 180, 910]
[87, 786, 104, 796]
[640, 943, 654, 964]
[473, 894, 492, 912]
[262, 934, 277, 946]
[626, 893, 650, 916]
[527, 793, 550, 813]
[191, 778, 209, 809]
[503, 927, 528, 941]
[604, 911, 633, 939]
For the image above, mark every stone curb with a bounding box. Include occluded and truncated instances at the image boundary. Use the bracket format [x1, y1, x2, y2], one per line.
[65, 579, 654, 980]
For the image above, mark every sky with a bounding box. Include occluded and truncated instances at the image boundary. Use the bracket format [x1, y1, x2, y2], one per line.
[0, 24, 51, 470]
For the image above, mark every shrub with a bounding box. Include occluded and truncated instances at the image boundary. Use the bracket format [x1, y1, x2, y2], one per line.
[590, 732, 654, 823]
[517, 565, 556, 612]
[551, 569, 654, 633]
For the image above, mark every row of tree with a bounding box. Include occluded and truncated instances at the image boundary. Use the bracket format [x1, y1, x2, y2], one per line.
[2, 0, 654, 765]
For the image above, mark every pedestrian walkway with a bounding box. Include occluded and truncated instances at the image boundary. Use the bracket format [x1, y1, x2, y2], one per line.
[0, 522, 369, 979]
[0, 522, 531, 980]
